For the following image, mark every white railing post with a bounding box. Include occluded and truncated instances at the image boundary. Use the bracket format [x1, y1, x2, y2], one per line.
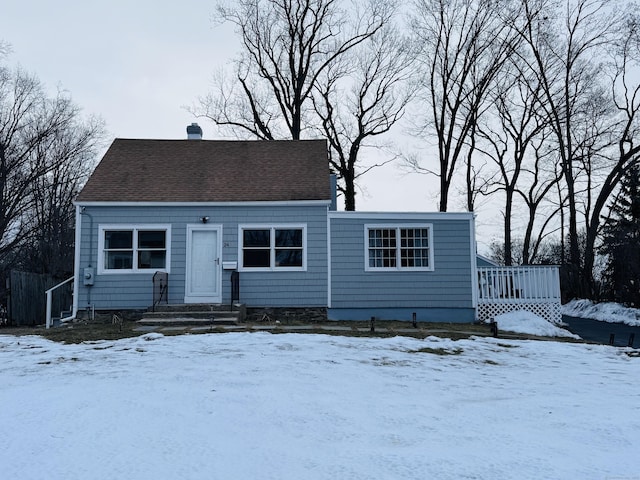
[45, 290, 53, 329]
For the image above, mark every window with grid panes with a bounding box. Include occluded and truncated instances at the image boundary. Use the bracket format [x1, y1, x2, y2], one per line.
[368, 228, 397, 268]
[400, 228, 430, 267]
[366, 225, 432, 271]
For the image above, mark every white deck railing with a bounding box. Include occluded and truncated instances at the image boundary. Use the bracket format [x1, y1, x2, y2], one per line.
[477, 266, 561, 304]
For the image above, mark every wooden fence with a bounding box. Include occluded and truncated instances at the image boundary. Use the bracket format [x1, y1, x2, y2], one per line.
[7, 270, 72, 326]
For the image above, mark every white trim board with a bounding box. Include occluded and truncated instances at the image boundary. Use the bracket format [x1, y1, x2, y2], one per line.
[329, 211, 474, 221]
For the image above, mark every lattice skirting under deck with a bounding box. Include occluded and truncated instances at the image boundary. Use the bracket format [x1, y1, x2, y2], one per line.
[478, 302, 562, 324]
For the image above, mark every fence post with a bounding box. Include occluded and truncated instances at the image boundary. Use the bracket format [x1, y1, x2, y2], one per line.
[490, 321, 498, 337]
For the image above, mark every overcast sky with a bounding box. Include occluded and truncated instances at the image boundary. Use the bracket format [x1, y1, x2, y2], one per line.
[1, 0, 499, 250]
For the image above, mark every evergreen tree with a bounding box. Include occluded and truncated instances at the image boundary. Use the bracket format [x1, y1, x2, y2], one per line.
[599, 164, 640, 306]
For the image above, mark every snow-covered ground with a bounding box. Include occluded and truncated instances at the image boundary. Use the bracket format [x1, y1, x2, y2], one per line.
[494, 310, 580, 338]
[1, 329, 638, 480]
[563, 299, 640, 326]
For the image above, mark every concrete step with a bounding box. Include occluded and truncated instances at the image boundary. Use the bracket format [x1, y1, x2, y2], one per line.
[149, 303, 242, 313]
[142, 311, 240, 320]
[137, 316, 239, 326]
[140, 304, 245, 326]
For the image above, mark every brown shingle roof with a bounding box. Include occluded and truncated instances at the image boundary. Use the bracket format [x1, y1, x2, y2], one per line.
[76, 139, 331, 203]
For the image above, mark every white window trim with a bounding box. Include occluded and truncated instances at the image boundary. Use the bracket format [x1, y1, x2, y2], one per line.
[97, 224, 172, 274]
[238, 224, 307, 272]
[364, 224, 434, 272]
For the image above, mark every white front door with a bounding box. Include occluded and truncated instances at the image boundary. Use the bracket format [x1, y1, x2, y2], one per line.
[185, 225, 222, 303]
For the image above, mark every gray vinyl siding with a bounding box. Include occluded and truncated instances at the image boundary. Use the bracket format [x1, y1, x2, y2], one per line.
[76, 203, 328, 310]
[330, 214, 474, 310]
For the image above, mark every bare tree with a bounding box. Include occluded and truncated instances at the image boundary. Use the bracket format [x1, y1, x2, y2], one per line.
[579, 20, 640, 295]
[0, 60, 104, 273]
[475, 33, 564, 265]
[517, 139, 564, 264]
[197, 0, 393, 140]
[311, 24, 415, 210]
[24, 119, 102, 276]
[517, 0, 630, 296]
[408, 0, 523, 211]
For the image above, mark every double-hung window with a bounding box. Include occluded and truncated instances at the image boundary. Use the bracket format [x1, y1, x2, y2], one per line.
[365, 225, 433, 271]
[240, 225, 306, 271]
[98, 225, 171, 273]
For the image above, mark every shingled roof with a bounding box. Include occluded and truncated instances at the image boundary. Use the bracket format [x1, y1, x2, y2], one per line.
[76, 139, 331, 203]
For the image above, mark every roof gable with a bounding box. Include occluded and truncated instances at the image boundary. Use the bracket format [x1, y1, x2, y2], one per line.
[76, 139, 331, 203]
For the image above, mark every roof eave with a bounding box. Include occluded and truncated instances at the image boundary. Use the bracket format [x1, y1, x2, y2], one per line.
[74, 199, 332, 208]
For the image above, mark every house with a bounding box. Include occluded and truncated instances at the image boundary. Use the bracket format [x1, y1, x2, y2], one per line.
[68, 128, 539, 324]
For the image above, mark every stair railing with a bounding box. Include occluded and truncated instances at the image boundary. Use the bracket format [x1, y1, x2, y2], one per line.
[152, 271, 169, 312]
[45, 276, 74, 329]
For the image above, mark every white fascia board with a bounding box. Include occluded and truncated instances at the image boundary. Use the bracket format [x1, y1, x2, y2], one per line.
[72, 204, 82, 317]
[74, 200, 332, 208]
[328, 211, 475, 221]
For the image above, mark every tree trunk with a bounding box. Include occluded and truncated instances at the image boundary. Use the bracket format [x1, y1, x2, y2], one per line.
[342, 168, 356, 211]
[504, 189, 514, 266]
[439, 174, 449, 212]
